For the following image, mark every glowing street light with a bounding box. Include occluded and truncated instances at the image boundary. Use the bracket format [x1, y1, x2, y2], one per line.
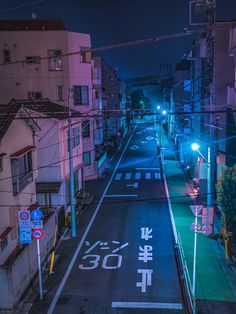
[191, 143, 200, 151]
[162, 109, 167, 115]
[157, 105, 161, 110]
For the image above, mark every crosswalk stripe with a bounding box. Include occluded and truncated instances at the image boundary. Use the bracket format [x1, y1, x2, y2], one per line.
[145, 173, 151, 179]
[155, 172, 161, 179]
[125, 173, 131, 180]
[115, 173, 122, 180]
[135, 172, 141, 180]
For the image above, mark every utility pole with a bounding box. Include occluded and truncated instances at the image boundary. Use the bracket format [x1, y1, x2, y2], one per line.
[68, 90, 76, 237]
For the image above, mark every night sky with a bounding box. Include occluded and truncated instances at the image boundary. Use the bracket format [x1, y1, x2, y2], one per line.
[0, 0, 236, 78]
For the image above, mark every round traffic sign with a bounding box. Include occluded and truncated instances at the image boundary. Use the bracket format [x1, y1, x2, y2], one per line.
[32, 228, 44, 240]
[31, 209, 43, 220]
[20, 211, 30, 220]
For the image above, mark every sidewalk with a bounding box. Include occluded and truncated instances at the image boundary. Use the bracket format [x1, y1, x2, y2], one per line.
[159, 126, 236, 305]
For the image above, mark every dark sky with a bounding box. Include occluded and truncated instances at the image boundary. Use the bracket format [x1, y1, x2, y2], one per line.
[0, 0, 236, 78]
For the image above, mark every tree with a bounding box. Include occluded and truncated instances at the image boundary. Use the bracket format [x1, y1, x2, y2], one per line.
[216, 164, 236, 258]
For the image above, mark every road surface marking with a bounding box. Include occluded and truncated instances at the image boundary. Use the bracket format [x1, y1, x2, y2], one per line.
[155, 172, 161, 179]
[126, 182, 138, 188]
[130, 145, 140, 150]
[135, 172, 141, 180]
[115, 173, 122, 180]
[46, 125, 137, 314]
[136, 167, 160, 171]
[145, 172, 151, 180]
[105, 194, 138, 198]
[111, 302, 183, 310]
[125, 173, 131, 180]
[112, 242, 129, 253]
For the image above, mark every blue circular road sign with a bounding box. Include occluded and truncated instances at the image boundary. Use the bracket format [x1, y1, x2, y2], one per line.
[31, 209, 43, 220]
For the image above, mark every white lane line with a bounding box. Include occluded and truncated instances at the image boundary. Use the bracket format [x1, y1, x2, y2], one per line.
[115, 173, 122, 181]
[136, 167, 160, 170]
[47, 125, 137, 314]
[125, 172, 131, 180]
[111, 302, 183, 310]
[155, 172, 161, 180]
[135, 172, 141, 180]
[105, 194, 138, 197]
[145, 172, 151, 180]
[112, 242, 129, 253]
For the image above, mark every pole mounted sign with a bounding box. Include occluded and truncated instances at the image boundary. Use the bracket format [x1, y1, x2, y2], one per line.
[32, 228, 44, 240]
[18, 210, 32, 244]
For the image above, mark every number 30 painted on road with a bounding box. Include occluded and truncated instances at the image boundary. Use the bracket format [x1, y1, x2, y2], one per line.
[79, 254, 122, 270]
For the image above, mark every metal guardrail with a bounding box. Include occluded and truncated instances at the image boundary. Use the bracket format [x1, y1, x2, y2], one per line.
[176, 233, 193, 313]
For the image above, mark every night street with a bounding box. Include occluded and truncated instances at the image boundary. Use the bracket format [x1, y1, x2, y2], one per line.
[1, 1, 236, 314]
[29, 124, 184, 314]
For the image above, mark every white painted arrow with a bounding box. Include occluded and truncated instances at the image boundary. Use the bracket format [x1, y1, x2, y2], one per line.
[126, 182, 139, 188]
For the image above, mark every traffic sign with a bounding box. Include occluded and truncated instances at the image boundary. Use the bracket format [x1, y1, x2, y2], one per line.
[19, 227, 32, 244]
[202, 224, 213, 236]
[31, 220, 43, 229]
[190, 205, 203, 216]
[32, 228, 44, 240]
[18, 210, 31, 228]
[31, 209, 43, 221]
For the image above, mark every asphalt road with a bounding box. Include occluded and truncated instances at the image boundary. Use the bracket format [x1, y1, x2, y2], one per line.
[34, 124, 185, 314]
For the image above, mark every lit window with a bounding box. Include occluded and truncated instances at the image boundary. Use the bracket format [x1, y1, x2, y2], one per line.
[83, 151, 91, 165]
[48, 49, 63, 71]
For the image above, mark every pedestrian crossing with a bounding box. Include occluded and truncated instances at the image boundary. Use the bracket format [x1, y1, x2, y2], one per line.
[115, 171, 161, 181]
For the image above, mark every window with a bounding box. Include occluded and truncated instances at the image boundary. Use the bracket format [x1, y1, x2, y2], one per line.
[95, 90, 99, 99]
[82, 120, 90, 138]
[80, 47, 91, 63]
[11, 151, 33, 195]
[0, 157, 3, 172]
[57, 85, 64, 101]
[0, 237, 8, 252]
[25, 56, 41, 64]
[67, 126, 80, 150]
[3, 49, 10, 63]
[28, 91, 42, 100]
[73, 85, 89, 106]
[48, 49, 63, 71]
[83, 151, 91, 165]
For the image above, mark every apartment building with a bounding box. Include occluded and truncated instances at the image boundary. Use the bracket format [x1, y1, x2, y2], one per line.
[0, 19, 97, 180]
[102, 59, 127, 150]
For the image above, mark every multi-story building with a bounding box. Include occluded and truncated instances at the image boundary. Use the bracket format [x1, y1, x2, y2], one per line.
[0, 19, 98, 180]
[101, 59, 127, 150]
[173, 59, 192, 167]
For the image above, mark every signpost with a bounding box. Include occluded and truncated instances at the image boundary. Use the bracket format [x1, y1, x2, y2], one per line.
[18, 210, 32, 244]
[18, 208, 44, 299]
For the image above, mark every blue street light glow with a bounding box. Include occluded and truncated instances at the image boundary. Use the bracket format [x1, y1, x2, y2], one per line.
[162, 110, 167, 115]
[191, 143, 200, 151]
[157, 105, 161, 110]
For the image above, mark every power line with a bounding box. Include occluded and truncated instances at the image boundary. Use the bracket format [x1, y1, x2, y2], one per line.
[0, 30, 201, 67]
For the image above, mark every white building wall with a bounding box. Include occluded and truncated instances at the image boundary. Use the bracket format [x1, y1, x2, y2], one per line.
[0, 119, 36, 265]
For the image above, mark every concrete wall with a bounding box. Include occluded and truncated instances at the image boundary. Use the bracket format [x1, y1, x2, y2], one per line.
[0, 213, 56, 310]
[0, 118, 37, 265]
